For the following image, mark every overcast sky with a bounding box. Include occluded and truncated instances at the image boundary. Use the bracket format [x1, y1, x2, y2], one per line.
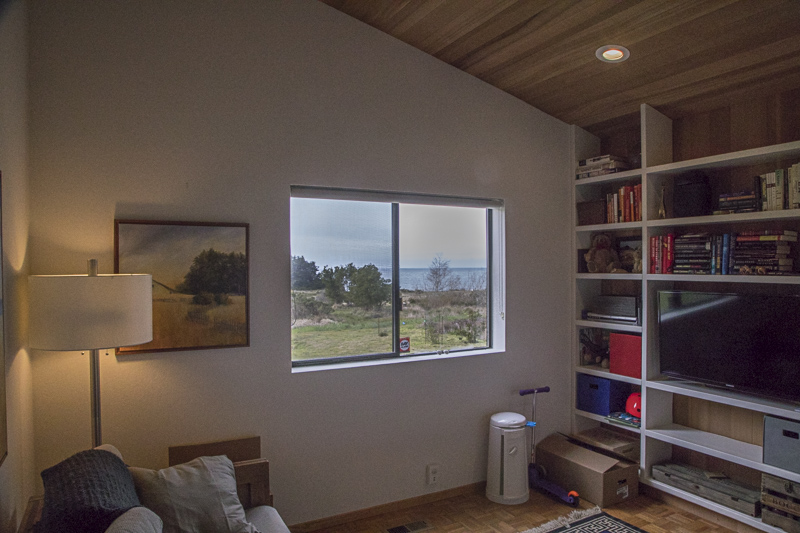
[290, 198, 487, 269]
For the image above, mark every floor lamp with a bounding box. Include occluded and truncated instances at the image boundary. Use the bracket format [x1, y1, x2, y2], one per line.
[29, 259, 152, 448]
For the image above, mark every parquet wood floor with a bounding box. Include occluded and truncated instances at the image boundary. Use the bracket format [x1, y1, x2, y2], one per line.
[309, 489, 739, 533]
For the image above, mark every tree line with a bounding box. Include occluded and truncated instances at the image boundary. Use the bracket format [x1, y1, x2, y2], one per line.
[292, 254, 484, 309]
[292, 256, 391, 310]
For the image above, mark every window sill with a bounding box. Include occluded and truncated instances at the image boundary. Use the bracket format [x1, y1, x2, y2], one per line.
[291, 347, 504, 373]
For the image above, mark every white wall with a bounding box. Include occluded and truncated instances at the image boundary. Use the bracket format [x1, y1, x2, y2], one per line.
[0, 1, 35, 531]
[26, 0, 572, 525]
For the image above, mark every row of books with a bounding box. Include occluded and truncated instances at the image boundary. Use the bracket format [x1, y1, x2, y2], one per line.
[715, 190, 758, 214]
[751, 163, 800, 212]
[650, 230, 797, 275]
[605, 183, 642, 223]
[713, 164, 800, 215]
[576, 154, 630, 180]
[760, 169, 787, 211]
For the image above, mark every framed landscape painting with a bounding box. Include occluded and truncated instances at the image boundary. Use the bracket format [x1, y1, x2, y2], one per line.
[115, 220, 249, 353]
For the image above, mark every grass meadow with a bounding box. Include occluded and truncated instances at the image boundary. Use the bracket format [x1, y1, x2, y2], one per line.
[291, 290, 486, 360]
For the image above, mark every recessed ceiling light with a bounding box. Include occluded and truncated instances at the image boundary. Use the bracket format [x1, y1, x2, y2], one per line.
[596, 45, 630, 63]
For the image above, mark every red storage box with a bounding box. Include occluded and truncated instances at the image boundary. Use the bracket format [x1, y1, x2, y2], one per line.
[609, 333, 641, 379]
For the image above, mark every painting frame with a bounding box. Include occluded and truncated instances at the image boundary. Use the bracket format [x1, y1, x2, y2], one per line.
[114, 219, 250, 354]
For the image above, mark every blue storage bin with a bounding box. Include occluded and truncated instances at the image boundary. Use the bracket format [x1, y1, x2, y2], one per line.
[576, 374, 631, 416]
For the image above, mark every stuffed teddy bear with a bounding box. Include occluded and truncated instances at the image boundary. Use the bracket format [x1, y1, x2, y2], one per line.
[584, 233, 622, 273]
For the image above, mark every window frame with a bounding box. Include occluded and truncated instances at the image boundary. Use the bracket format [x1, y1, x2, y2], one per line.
[290, 186, 506, 371]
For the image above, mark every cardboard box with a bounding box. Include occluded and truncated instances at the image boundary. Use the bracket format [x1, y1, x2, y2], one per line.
[536, 434, 638, 507]
[569, 426, 640, 462]
[609, 333, 641, 379]
[763, 415, 800, 475]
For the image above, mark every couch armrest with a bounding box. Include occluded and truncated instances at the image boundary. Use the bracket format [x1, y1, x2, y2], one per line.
[234, 458, 273, 508]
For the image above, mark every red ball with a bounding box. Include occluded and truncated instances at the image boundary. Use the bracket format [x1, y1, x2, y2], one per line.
[625, 392, 641, 417]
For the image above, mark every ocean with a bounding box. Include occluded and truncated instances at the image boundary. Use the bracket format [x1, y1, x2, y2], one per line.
[380, 267, 487, 291]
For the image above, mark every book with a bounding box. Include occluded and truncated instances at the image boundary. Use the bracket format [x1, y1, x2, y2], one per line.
[718, 198, 759, 207]
[736, 234, 797, 242]
[655, 235, 662, 273]
[721, 233, 729, 275]
[673, 268, 711, 275]
[737, 229, 797, 236]
[732, 258, 793, 266]
[790, 162, 800, 209]
[734, 242, 792, 250]
[576, 167, 625, 180]
[719, 191, 757, 200]
[576, 159, 630, 173]
[649, 236, 657, 274]
[663, 233, 674, 274]
[734, 252, 790, 259]
[775, 168, 785, 210]
[767, 171, 776, 210]
[673, 243, 712, 251]
[577, 154, 627, 167]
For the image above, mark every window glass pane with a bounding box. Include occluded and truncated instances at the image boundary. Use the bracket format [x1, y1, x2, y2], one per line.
[291, 198, 393, 361]
[398, 204, 488, 354]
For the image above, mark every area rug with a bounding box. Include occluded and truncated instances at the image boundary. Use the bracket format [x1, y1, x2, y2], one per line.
[521, 506, 645, 533]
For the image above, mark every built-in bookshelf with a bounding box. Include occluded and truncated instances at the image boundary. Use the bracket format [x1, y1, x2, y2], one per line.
[571, 103, 800, 532]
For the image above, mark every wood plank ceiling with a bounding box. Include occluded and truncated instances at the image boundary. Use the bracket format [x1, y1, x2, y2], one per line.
[319, 0, 800, 138]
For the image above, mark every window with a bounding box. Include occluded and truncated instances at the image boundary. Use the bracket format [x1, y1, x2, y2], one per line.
[290, 186, 505, 368]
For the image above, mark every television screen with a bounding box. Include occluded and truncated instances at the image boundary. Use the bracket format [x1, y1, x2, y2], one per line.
[657, 291, 800, 403]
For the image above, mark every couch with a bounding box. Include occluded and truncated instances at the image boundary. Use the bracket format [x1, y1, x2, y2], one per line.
[34, 437, 290, 533]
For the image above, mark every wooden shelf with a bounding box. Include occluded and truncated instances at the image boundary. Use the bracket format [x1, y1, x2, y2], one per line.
[642, 477, 785, 533]
[576, 221, 642, 233]
[575, 319, 642, 333]
[573, 409, 641, 434]
[646, 423, 800, 483]
[576, 365, 641, 385]
[574, 168, 642, 186]
[646, 140, 800, 178]
[576, 273, 642, 281]
[647, 208, 800, 228]
[647, 378, 800, 422]
[645, 273, 800, 284]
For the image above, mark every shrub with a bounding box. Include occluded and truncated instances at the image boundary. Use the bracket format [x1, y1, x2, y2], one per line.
[214, 293, 231, 305]
[193, 292, 214, 305]
[292, 292, 333, 321]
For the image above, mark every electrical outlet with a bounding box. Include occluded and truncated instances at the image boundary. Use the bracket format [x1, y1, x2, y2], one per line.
[426, 463, 440, 485]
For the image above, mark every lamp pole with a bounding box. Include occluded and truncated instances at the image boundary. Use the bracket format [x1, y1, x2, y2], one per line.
[87, 259, 102, 448]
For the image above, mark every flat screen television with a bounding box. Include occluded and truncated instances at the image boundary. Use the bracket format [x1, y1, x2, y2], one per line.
[657, 290, 800, 404]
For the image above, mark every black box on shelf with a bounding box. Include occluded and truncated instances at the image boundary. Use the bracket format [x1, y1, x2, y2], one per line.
[577, 200, 607, 226]
[575, 374, 631, 416]
[673, 171, 711, 218]
[763, 415, 800, 475]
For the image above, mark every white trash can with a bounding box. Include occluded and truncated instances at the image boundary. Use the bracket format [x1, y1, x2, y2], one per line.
[486, 412, 529, 505]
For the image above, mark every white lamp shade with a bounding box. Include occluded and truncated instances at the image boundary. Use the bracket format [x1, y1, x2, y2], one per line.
[29, 274, 153, 351]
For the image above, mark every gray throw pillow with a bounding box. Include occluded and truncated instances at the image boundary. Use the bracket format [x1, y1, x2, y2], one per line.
[129, 455, 259, 533]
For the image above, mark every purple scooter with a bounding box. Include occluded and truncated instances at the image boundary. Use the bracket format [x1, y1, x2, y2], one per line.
[519, 386, 580, 507]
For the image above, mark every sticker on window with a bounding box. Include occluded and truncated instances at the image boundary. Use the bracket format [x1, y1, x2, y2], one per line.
[399, 337, 410, 352]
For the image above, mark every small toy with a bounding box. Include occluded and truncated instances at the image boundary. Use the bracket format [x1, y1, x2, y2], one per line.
[584, 233, 622, 273]
[626, 392, 642, 417]
[520, 386, 580, 507]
